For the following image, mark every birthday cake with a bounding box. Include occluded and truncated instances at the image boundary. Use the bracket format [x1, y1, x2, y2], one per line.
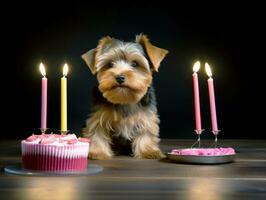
[21, 133, 90, 171]
[169, 148, 235, 156]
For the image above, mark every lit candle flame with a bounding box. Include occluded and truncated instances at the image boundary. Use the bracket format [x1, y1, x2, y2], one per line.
[205, 62, 212, 77]
[63, 63, 69, 76]
[193, 61, 201, 73]
[39, 62, 46, 77]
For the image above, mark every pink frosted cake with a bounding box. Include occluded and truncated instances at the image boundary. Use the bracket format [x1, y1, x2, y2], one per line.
[21, 134, 90, 171]
[170, 148, 235, 156]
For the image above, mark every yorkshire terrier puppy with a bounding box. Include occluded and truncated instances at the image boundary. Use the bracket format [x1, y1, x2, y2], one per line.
[81, 34, 168, 159]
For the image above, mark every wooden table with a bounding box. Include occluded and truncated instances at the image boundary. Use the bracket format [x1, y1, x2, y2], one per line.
[1, 140, 266, 200]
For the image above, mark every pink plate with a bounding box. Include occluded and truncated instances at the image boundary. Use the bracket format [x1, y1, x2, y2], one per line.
[167, 148, 236, 164]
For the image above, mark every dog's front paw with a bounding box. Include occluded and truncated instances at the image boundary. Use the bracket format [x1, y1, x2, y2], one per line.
[89, 152, 112, 160]
[137, 150, 166, 159]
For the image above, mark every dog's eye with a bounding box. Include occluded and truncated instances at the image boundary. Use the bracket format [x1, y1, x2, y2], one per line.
[131, 61, 139, 68]
[107, 62, 114, 68]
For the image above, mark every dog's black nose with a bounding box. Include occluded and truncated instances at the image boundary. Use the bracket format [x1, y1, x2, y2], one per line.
[115, 75, 125, 84]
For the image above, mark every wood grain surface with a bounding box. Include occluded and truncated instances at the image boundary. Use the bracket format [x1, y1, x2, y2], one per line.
[1, 139, 266, 200]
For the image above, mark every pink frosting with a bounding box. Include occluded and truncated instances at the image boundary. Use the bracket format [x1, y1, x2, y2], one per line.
[24, 134, 90, 145]
[170, 148, 235, 156]
[78, 137, 90, 143]
[26, 135, 38, 142]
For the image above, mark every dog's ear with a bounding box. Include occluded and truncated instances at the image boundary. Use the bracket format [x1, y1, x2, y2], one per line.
[96, 36, 113, 54]
[81, 36, 113, 75]
[136, 34, 169, 72]
[81, 49, 97, 74]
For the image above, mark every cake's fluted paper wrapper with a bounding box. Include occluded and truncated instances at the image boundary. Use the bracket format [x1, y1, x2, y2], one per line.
[21, 142, 89, 171]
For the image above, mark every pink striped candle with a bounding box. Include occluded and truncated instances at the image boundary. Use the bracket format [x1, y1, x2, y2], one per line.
[192, 61, 202, 132]
[205, 63, 218, 133]
[40, 63, 47, 130]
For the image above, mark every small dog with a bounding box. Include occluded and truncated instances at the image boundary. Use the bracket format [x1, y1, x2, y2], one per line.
[81, 34, 168, 159]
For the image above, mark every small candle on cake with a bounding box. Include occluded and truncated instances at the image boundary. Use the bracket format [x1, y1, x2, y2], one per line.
[192, 61, 203, 134]
[205, 63, 219, 135]
[39, 63, 48, 133]
[61, 63, 68, 134]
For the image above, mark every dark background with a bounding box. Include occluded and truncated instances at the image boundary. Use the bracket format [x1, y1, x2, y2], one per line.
[1, 1, 265, 139]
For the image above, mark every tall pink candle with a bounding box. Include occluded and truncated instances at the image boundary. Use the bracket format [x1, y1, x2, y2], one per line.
[205, 63, 218, 133]
[40, 63, 47, 130]
[192, 61, 202, 132]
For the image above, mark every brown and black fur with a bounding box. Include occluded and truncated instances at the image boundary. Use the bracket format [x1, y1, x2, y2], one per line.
[81, 34, 168, 159]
